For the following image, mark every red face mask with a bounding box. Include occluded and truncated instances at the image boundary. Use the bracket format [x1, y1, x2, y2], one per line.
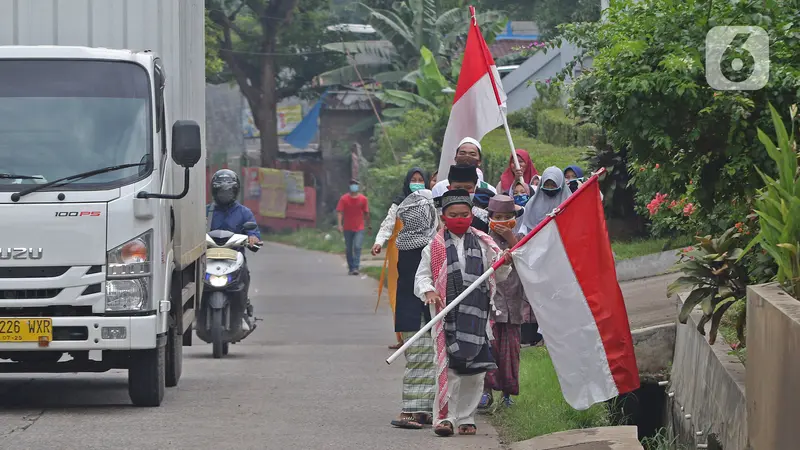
[443, 216, 472, 235]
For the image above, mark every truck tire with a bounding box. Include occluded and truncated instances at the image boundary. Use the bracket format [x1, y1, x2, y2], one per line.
[128, 344, 166, 407]
[211, 308, 224, 359]
[165, 324, 182, 387]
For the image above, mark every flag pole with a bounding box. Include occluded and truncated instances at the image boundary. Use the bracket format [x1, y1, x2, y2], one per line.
[385, 168, 607, 365]
[386, 266, 498, 365]
[470, 6, 524, 186]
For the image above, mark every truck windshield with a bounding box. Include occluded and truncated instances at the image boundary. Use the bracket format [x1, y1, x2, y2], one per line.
[0, 60, 151, 191]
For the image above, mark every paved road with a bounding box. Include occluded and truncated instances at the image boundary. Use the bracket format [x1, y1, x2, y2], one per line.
[620, 273, 680, 329]
[0, 244, 502, 450]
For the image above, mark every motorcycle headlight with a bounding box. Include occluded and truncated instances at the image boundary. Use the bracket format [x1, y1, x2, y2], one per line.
[207, 274, 229, 288]
[106, 230, 153, 312]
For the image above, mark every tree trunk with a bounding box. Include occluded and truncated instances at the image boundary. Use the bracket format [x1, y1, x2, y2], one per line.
[258, 55, 280, 168]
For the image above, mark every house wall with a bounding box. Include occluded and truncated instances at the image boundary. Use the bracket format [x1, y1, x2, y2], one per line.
[502, 40, 592, 114]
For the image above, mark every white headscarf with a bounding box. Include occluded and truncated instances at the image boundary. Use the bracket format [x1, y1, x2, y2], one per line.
[519, 166, 572, 234]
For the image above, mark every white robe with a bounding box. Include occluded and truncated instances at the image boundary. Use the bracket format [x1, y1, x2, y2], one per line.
[413, 231, 511, 428]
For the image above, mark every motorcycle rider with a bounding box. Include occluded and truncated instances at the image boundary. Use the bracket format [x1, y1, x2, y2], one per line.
[206, 169, 262, 332]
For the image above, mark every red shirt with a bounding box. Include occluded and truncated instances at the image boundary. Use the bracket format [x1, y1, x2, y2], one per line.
[336, 194, 369, 231]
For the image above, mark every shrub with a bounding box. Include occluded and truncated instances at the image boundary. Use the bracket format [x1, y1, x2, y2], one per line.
[562, 0, 800, 237]
[749, 104, 800, 296]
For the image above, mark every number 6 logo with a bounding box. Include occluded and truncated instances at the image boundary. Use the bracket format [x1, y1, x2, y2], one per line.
[705, 26, 769, 91]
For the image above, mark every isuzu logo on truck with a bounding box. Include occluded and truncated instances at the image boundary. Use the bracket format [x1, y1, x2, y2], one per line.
[0, 248, 43, 260]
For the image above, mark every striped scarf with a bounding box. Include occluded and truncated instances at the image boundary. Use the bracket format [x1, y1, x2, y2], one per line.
[429, 227, 499, 421]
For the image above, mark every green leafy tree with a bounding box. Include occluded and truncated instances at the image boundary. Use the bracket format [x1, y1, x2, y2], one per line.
[562, 0, 800, 236]
[317, 0, 506, 86]
[206, 0, 344, 166]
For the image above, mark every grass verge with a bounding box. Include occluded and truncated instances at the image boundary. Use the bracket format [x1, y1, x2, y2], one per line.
[489, 346, 610, 442]
[611, 236, 693, 261]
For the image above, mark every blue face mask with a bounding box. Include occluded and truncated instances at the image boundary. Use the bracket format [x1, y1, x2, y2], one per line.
[513, 194, 529, 206]
[409, 183, 425, 192]
[349, 184, 359, 193]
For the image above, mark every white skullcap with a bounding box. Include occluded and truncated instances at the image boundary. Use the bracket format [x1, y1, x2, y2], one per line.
[457, 137, 482, 154]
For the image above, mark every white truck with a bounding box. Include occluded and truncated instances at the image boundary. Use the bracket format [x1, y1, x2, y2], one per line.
[0, 0, 206, 406]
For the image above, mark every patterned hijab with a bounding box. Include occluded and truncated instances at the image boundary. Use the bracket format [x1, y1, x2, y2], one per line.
[396, 189, 437, 251]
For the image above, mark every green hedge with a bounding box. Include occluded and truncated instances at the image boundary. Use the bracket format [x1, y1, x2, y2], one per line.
[508, 106, 602, 148]
[480, 128, 587, 186]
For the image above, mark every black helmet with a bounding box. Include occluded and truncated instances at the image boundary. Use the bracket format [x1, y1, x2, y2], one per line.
[211, 169, 240, 207]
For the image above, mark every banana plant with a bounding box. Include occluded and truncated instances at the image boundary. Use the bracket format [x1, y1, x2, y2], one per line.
[318, 0, 506, 86]
[746, 103, 800, 296]
[667, 227, 750, 345]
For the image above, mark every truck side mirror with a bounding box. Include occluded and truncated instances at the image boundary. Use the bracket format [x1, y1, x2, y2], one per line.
[137, 120, 201, 200]
[172, 120, 202, 168]
[242, 222, 258, 232]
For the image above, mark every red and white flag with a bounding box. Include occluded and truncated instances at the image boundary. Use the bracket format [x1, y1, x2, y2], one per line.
[437, 6, 506, 181]
[511, 177, 640, 410]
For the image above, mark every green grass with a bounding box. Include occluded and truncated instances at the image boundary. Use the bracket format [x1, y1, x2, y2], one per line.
[361, 266, 385, 283]
[264, 227, 375, 254]
[611, 236, 694, 261]
[717, 300, 747, 364]
[489, 346, 610, 442]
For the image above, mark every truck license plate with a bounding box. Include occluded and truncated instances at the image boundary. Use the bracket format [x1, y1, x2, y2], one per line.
[0, 318, 53, 342]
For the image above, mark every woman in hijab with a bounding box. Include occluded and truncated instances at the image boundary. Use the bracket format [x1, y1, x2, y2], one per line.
[518, 166, 572, 234]
[496, 149, 538, 195]
[530, 174, 541, 193]
[429, 170, 438, 189]
[390, 188, 439, 430]
[373, 168, 428, 349]
[564, 165, 584, 194]
[518, 166, 572, 346]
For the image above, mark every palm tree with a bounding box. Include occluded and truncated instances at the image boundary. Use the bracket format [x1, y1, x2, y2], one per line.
[318, 0, 506, 86]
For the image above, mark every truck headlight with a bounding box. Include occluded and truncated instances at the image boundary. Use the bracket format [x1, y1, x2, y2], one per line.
[106, 230, 153, 312]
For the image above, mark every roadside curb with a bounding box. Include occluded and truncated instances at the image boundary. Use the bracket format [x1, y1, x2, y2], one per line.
[615, 249, 680, 282]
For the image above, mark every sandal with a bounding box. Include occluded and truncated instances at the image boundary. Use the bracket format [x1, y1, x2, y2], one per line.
[414, 413, 433, 425]
[388, 343, 403, 350]
[458, 424, 477, 435]
[390, 414, 423, 429]
[434, 420, 454, 437]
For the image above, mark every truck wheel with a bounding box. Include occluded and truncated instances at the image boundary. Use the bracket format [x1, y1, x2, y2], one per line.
[165, 324, 182, 387]
[211, 308, 224, 359]
[128, 345, 165, 407]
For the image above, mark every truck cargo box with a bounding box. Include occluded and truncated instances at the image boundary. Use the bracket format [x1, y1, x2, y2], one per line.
[0, 0, 206, 268]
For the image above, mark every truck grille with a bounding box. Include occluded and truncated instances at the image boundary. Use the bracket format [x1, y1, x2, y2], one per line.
[0, 289, 62, 300]
[0, 306, 92, 317]
[0, 267, 70, 278]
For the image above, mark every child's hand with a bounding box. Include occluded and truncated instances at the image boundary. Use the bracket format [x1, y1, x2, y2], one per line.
[500, 250, 513, 266]
[424, 291, 444, 309]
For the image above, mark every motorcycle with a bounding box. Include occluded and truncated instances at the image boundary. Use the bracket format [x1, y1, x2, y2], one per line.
[197, 221, 261, 358]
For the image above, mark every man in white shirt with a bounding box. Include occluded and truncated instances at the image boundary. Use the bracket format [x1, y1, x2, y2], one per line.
[432, 137, 497, 198]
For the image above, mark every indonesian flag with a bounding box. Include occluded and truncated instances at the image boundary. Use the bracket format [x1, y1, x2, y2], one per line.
[437, 6, 506, 181]
[511, 176, 640, 410]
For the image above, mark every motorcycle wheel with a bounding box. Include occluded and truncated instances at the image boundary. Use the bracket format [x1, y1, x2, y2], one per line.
[223, 342, 229, 355]
[211, 308, 224, 359]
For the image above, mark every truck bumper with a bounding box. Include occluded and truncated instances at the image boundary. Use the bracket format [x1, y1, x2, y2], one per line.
[0, 315, 158, 351]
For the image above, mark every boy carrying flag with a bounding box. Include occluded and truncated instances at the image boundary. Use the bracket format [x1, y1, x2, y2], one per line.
[414, 188, 512, 437]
